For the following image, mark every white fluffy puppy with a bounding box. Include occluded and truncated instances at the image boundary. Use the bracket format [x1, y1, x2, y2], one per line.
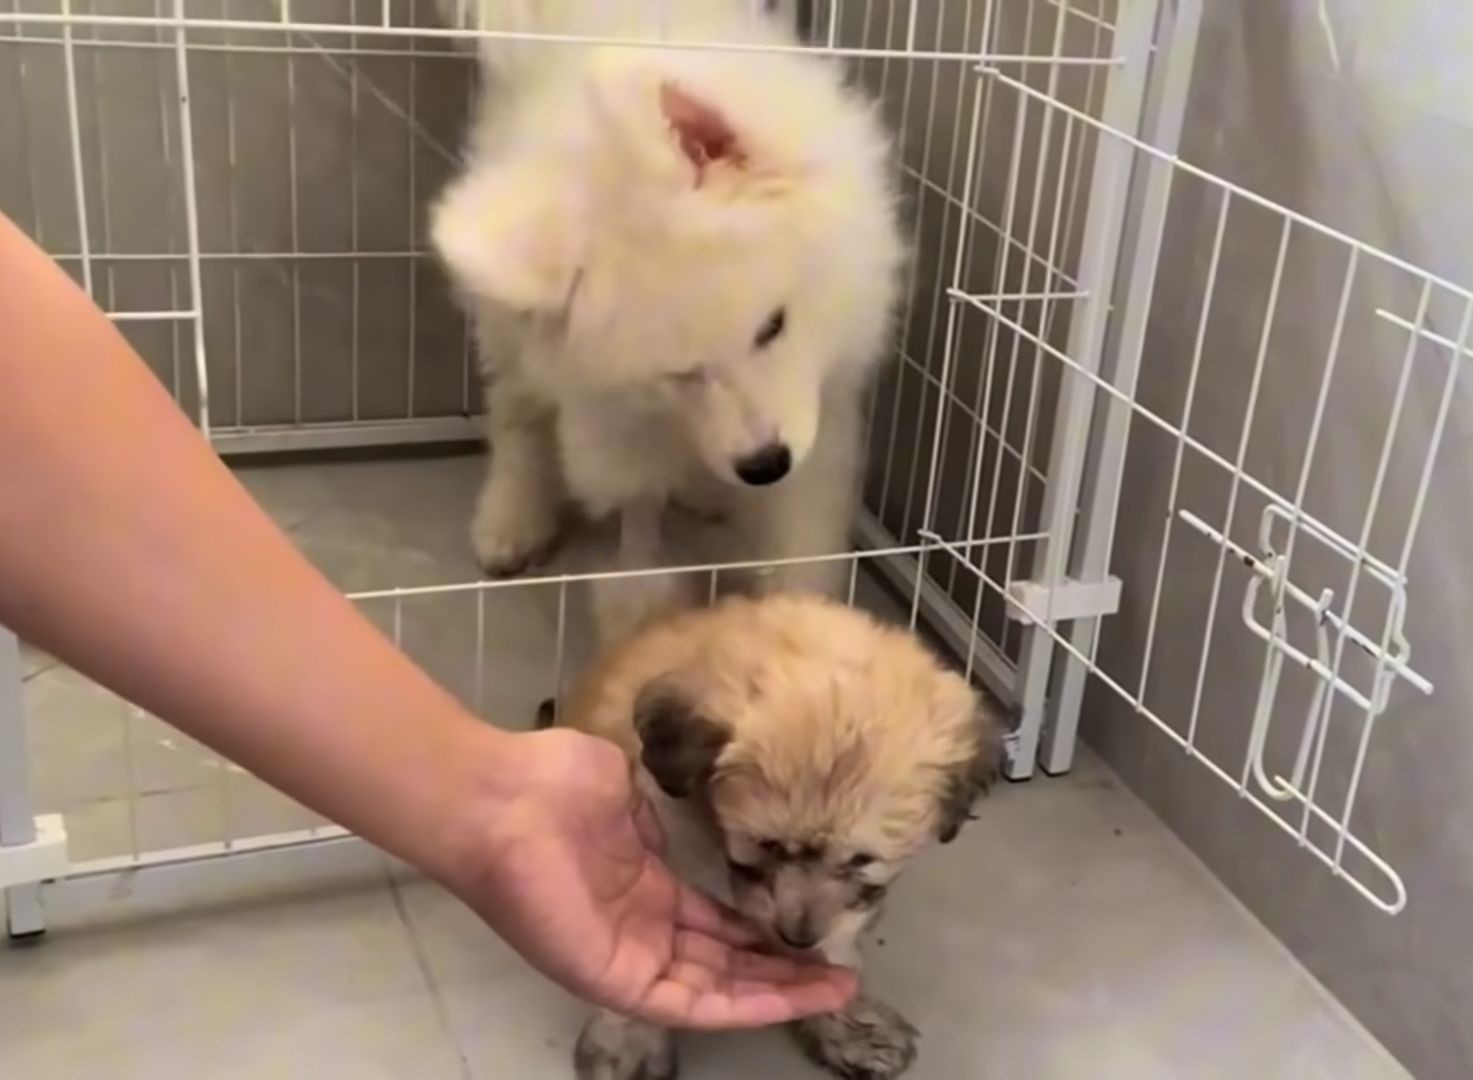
[433, 1, 903, 637]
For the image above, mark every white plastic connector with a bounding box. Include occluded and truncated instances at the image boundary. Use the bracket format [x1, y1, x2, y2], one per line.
[0, 815, 70, 889]
[1007, 576, 1123, 625]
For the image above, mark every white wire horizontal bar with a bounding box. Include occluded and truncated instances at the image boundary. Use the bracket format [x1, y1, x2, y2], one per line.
[896, 347, 1051, 490]
[108, 309, 197, 323]
[981, 66, 1473, 306]
[1376, 308, 1473, 361]
[0, 34, 471, 60]
[1, 11, 1124, 67]
[60, 825, 351, 879]
[902, 164, 1087, 293]
[853, 509, 1018, 708]
[210, 417, 481, 456]
[970, 290, 1090, 303]
[50, 249, 434, 264]
[918, 527, 1406, 914]
[345, 531, 1048, 604]
[1176, 508, 1431, 697]
[949, 287, 1413, 575]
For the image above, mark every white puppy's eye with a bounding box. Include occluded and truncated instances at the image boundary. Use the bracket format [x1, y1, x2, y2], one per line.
[754, 307, 787, 350]
[666, 367, 707, 386]
[846, 853, 876, 871]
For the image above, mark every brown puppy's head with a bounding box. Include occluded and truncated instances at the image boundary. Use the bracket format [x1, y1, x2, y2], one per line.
[632, 599, 1003, 954]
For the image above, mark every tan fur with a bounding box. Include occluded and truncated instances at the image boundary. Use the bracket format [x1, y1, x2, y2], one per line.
[561, 594, 1004, 1080]
[568, 595, 991, 866]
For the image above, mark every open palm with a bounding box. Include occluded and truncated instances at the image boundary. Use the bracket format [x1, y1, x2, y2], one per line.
[450, 729, 856, 1028]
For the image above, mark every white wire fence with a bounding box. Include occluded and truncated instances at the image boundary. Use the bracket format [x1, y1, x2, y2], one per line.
[1, 0, 1468, 925]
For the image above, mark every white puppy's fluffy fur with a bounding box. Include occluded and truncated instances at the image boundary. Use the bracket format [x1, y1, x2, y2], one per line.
[432, 1, 903, 638]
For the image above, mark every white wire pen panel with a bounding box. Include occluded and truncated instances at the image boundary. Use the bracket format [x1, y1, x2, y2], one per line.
[2, 0, 1468, 926]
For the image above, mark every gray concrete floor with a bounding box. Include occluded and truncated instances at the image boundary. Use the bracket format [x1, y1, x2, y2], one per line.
[1, 455, 1407, 1078]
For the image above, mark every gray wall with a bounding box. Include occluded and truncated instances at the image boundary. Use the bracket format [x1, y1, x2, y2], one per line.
[1083, 4, 1473, 1078]
[0, 0, 476, 431]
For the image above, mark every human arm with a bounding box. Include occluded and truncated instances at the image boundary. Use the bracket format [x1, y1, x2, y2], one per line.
[0, 212, 854, 1027]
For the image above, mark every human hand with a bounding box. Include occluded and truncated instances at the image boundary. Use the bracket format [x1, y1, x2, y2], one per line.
[440, 727, 858, 1028]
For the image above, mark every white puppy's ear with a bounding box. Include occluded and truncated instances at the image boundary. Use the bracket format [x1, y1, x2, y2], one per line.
[659, 82, 747, 181]
[430, 161, 583, 313]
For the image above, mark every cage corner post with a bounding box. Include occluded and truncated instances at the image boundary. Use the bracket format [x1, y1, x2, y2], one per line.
[1006, 0, 1161, 781]
[0, 627, 66, 942]
[1035, 0, 1205, 776]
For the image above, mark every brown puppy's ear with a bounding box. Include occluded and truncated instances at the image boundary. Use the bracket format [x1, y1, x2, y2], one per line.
[937, 704, 1007, 844]
[633, 680, 730, 800]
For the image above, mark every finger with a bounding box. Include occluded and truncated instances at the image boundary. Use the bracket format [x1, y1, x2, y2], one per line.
[673, 931, 833, 986]
[672, 883, 763, 948]
[637, 966, 858, 1031]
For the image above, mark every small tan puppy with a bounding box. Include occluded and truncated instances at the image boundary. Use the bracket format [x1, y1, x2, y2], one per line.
[556, 593, 1005, 1080]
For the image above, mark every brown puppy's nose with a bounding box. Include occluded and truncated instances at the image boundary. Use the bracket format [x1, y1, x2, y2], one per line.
[777, 921, 820, 950]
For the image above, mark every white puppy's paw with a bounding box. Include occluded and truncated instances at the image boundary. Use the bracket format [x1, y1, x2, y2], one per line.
[796, 996, 919, 1080]
[470, 483, 560, 577]
[574, 1012, 676, 1080]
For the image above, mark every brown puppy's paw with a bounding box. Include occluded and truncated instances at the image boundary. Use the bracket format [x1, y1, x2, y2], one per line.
[795, 996, 919, 1080]
[574, 1011, 676, 1080]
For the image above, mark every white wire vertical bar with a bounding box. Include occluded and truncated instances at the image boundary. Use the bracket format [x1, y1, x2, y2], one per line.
[1040, 0, 1203, 773]
[224, 0, 243, 428]
[474, 588, 486, 715]
[908, 56, 992, 631]
[553, 581, 569, 704]
[11, 0, 46, 247]
[868, 0, 956, 499]
[981, 0, 1071, 649]
[1233, 244, 1360, 793]
[60, 0, 94, 296]
[172, 0, 212, 433]
[89, 12, 117, 332]
[406, 14, 419, 419]
[901, 0, 1017, 547]
[707, 569, 720, 605]
[0, 627, 46, 936]
[1009, 0, 1156, 779]
[1293, 279, 1431, 850]
[847, 556, 861, 606]
[153, 1, 183, 397]
[350, 0, 362, 421]
[942, 0, 1004, 597]
[999, 1, 1097, 633]
[287, 26, 303, 424]
[1323, 297, 1473, 861]
[890, 0, 990, 538]
[1182, 216, 1291, 760]
[1135, 187, 1230, 715]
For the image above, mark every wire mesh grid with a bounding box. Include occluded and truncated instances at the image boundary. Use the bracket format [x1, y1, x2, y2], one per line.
[2, 0, 1468, 918]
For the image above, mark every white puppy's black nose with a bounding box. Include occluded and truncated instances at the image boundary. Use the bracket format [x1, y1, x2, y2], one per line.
[734, 444, 792, 486]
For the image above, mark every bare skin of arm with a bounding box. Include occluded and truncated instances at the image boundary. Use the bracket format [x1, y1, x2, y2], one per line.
[0, 211, 855, 1029]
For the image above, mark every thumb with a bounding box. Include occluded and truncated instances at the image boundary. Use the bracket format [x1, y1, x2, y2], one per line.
[630, 777, 667, 856]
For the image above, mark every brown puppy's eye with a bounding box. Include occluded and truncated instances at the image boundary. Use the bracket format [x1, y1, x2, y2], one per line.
[758, 838, 785, 857]
[727, 859, 763, 883]
[855, 883, 887, 907]
[754, 307, 786, 349]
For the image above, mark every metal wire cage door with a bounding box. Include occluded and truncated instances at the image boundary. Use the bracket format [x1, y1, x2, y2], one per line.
[3, 0, 1470, 936]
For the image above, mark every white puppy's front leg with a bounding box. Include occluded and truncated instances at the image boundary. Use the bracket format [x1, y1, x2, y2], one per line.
[741, 391, 864, 599]
[590, 500, 690, 646]
[472, 375, 565, 576]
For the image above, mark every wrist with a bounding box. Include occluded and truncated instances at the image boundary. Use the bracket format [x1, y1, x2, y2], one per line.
[412, 715, 531, 886]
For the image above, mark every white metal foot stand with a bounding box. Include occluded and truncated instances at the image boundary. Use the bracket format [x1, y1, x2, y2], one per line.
[0, 628, 70, 941]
